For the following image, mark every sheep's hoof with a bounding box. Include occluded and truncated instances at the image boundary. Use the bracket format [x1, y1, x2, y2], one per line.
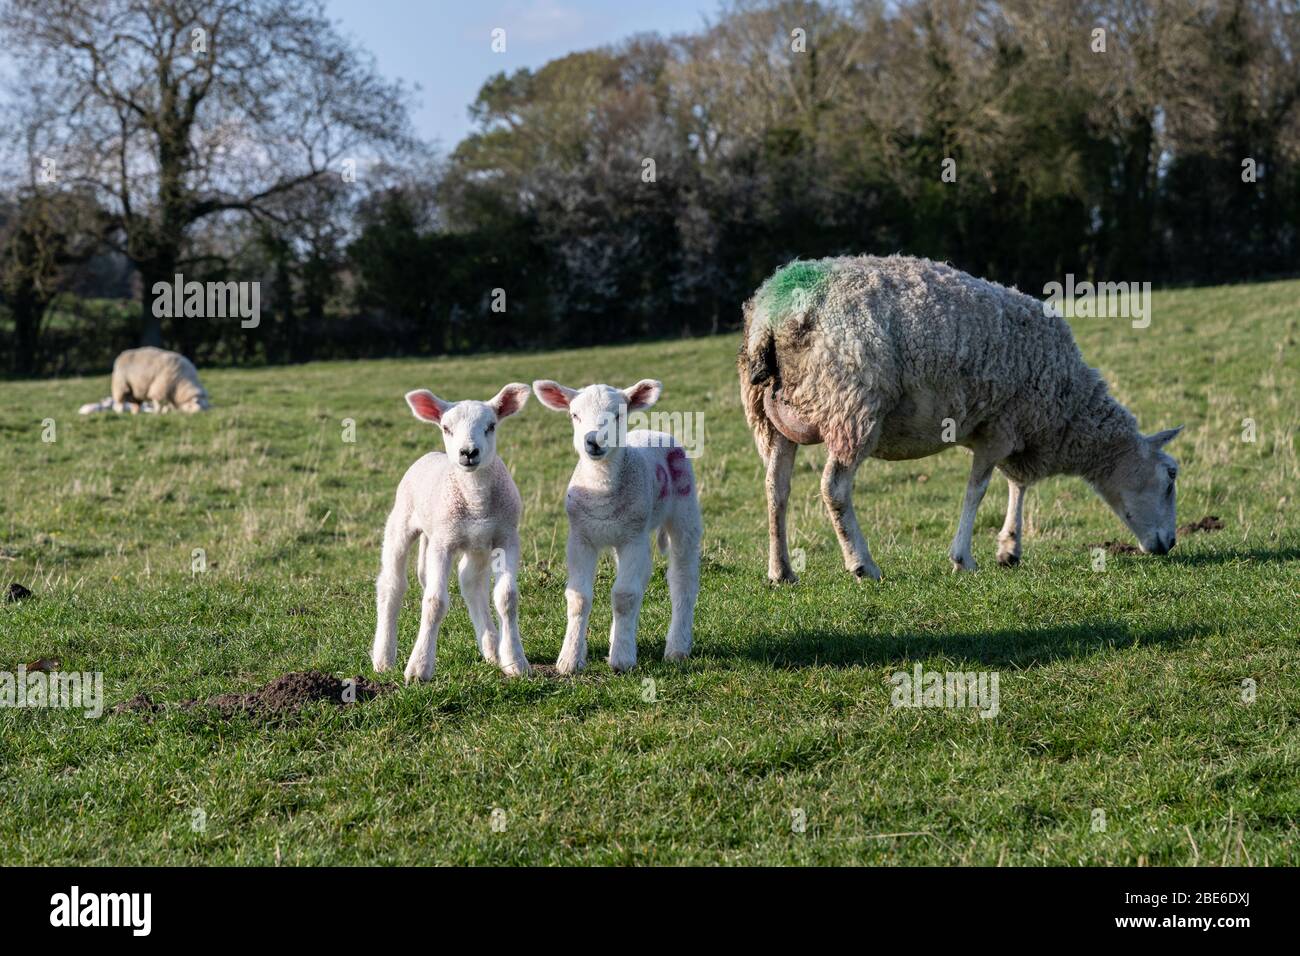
[950, 557, 977, 573]
[500, 659, 531, 677]
[768, 569, 799, 585]
[852, 563, 882, 581]
[996, 552, 1021, 568]
[664, 647, 690, 662]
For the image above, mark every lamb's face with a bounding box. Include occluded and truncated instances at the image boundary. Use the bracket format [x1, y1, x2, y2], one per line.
[533, 379, 662, 463]
[179, 394, 210, 413]
[1096, 428, 1183, 554]
[405, 384, 530, 473]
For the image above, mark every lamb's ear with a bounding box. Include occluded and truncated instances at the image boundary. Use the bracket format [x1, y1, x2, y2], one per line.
[489, 383, 530, 420]
[1147, 425, 1184, 448]
[406, 389, 451, 424]
[532, 380, 577, 411]
[623, 379, 662, 411]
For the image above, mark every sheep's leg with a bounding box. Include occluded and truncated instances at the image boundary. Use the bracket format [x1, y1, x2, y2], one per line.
[404, 547, 452, 683]
[663, 509, 701, 662]
[949, 451, 1001, 572]
[417, 535, 429, 590]
[608, 538, 653, 673]
[557, 534, 598, 675]
[493, 537, 530, 677]
[996, 477, 1027, 567]
[766, 433, 799, 584]
[821, 457, 882, 581]
[372, 514, 416, 672]
[458, 551, 498, 665]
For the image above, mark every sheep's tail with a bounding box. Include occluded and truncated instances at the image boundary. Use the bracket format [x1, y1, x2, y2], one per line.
[738, 303, 779, 463]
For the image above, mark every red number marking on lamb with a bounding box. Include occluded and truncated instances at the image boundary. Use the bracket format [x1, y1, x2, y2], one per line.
[666, 447, 691, 496]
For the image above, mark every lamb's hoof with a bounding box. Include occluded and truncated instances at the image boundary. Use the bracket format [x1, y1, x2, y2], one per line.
[608, 660, 637, 674]
[404, 661, 435, 683]
[950, 556, 977, 573]
[663, 647, 690, 662]
[768, 569, 799, 586]
[555, 655, 586, 676]
[371, 652, 396, 673]
[500, 659, 531, 677]
[852, 563, 882, 581]
[996, 552, 1020, 568]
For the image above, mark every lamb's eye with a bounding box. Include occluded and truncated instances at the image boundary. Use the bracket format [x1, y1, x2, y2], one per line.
[486, 423, 495, 433]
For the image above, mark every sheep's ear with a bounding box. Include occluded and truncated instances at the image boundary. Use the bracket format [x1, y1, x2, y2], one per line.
[532, 380, 577, 411]
[406, 389, 451, 424]
[1147, 425, 1184, 448]
[623, 379, 662, 411]
[490, 383, 530, 420]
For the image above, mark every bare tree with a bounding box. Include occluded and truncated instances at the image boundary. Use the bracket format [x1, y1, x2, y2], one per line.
[0, 0, 414, 346]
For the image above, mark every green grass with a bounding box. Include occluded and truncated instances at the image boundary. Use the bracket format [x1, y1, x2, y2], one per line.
[1, 278, 1298, 865]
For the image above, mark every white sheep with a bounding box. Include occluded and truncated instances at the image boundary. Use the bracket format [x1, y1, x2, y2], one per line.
[371, 383, 532, 682]
[738, 255, 1184, 579]
[109, 347, 210, 413]
[533, 379, 702, 674]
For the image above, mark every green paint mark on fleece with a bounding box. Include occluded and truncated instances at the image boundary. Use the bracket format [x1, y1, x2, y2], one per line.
[755, 260, 832, 327]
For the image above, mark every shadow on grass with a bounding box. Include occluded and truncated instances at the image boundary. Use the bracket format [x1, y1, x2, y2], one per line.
[716, 620, 1209, 670]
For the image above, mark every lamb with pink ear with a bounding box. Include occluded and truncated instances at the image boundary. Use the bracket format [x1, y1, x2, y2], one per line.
[532, 379, 702, 674]
[371, 382, 532, 682]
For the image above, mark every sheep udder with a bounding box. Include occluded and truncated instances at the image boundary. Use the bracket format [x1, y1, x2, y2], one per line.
[763, 387, 822, 445]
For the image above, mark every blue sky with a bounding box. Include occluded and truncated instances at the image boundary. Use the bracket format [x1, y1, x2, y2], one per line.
[327, 0, 722, 153]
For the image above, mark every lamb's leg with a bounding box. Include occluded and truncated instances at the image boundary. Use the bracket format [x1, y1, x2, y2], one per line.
[418, 535, 429, 590]
[458, 551, 498, 665]
[405, 547, 452, 682]
[557, 534, 598, 675]
[766, 433, 799, 583]
[608, 538, 653, 673]
[663, 508, 701, 662]
[996, 477, 1027, 567]
[949, 451, 1001, 572]
[493, 538, 530, 677]
[821, 456, 881, 581]
[372, 514, 416, 672]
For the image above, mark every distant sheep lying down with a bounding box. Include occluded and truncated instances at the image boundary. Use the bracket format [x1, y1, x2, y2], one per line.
[79, 347, 210, 415]
[738, 255, 1184, 580]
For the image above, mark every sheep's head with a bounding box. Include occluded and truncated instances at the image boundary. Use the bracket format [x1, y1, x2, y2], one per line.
[179, 392, 210, 413]
[405, 383, 530, 473]
[532, 379, 662, 464]
[1094, 426, 1183, 554]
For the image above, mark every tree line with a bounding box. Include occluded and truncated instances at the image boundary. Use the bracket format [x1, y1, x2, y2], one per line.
[2, 0, 1298, 376]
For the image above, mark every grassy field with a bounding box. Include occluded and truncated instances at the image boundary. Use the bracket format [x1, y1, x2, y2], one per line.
[1, 278, 1298, 865]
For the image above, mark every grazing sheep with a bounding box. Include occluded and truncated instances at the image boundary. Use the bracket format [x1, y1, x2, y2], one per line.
[371, 383, 532, 682]
[532, 379, 702, 674]
[738, 255, 1184, 580]
[110, 347, 210, 413]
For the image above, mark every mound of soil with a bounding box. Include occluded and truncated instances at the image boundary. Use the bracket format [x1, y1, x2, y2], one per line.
[1096, 541, 1141, 555]
[1178, 515, 1224, 535]
[5, 583, 32, 602]
[113, 670, 389, 719]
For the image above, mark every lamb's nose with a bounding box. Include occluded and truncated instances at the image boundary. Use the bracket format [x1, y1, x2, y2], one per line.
[584, 432, 605, 457]
[459, 446, 480, 464]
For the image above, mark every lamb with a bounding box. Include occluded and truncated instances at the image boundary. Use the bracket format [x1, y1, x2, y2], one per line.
[532, 379, 702, 674]
[371, 383, 533, 682]
[109, 347, 210, 413]
[738, 255, 1184, 580]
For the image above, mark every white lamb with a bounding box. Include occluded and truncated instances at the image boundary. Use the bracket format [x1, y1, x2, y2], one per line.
[109, 347, 210, 413]
[738, 255, 1184, 579]
[533, 379, 702, 674]
[371, 383, 533, 682]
